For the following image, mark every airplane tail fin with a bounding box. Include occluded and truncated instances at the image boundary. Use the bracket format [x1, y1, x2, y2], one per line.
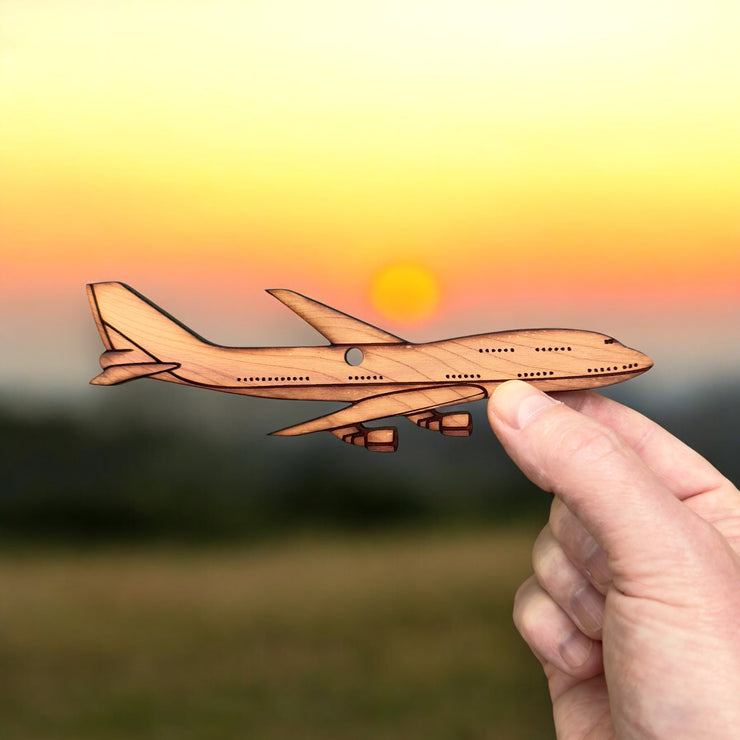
[86, 282, 202, 385]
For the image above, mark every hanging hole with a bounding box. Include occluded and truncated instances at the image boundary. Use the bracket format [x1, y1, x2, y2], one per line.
[345, 347, 364, 366]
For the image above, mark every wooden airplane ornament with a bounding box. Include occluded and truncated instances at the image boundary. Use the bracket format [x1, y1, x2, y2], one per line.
[87, 282, 653, 452]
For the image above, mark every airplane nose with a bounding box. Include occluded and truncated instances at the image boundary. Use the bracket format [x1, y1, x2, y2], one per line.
[634, 349, 654, 372]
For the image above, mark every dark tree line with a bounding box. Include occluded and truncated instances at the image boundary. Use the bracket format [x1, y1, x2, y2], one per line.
[2, 382, 737, 542]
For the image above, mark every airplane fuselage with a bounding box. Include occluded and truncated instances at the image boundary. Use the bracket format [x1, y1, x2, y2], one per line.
[163, 329, 651, 401]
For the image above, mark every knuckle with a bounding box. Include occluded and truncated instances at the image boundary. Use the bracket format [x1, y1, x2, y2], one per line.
[548, 498, 573, 537]
[512, 577, 539, 634]
[549, 500, 588, 556]
[548, 421, 627, 479]
[531, 530, 561, 585]
[513, 600, 538, 642]
[562, 424, 621, 464]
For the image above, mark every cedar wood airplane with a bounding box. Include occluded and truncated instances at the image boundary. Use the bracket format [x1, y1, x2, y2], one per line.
[87, 282, 653, 452]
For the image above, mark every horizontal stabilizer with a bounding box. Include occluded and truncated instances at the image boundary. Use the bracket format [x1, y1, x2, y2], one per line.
[91, 362, 180, 386]
[99, 348, 152, 368]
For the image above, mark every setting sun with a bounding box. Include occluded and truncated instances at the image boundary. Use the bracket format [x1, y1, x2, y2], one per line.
[1, 1, 739, 393]
[370, 264, 441, 325]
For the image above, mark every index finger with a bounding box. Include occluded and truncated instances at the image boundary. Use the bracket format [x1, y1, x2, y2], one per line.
[487, 381, 704, 572]
[553, 390, 726, 501]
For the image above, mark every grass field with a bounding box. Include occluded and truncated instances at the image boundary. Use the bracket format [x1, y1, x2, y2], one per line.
[0, 527, 554, 739]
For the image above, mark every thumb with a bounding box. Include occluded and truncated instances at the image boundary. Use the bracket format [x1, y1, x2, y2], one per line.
[488, 380, 699, 576]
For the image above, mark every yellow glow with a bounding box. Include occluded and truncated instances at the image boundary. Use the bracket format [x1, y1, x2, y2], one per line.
[1, 1, 739, 302]
[370, 264, 441, 324]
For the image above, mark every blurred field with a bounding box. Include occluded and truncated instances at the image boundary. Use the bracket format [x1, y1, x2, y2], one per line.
[0, 528, 553, 739]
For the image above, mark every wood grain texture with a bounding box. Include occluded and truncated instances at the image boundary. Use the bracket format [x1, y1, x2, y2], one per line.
[87, 282, 653, 451]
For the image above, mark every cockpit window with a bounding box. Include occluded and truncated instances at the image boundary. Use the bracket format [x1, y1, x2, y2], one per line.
[604, 338, 615, 344]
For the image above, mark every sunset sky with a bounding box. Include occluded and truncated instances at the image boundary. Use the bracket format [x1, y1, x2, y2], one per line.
[2, 1, 739, 403]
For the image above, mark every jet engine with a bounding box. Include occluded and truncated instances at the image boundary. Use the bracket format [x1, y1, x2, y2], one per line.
[331, 424, 398, 453]
[406, 410, 473, 437]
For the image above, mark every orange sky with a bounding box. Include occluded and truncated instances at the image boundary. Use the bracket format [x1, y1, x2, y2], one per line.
[1, 1, 739, 397]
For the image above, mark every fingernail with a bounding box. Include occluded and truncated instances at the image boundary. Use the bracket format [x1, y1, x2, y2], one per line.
[492, 380, 560, 430]
[559, 630, 593, 670]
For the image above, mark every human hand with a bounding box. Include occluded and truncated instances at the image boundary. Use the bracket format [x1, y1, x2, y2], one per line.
[488, 381, 740, 739]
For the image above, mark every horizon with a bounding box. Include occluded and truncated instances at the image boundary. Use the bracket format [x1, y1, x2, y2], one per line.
[2, 1, 738, 409]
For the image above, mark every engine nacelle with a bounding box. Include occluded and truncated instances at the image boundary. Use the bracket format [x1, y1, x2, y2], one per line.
[331, 424, 398, 452]
[439, 412, 473, 437]
[406, 410, 473, 437]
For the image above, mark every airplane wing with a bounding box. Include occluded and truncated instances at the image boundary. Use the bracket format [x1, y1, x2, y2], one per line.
[271, 384, 486, 436]
[267, 289, 405, 345]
